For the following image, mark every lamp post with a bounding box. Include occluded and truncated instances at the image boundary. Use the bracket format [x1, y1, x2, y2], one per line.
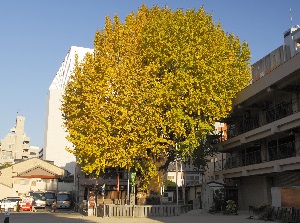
[77, 174, 80, 211]
[175, 143, 179, 206]
[94, 181, 98, 217]
[127, 170, 130, 205]
[175, 156, 179, 206]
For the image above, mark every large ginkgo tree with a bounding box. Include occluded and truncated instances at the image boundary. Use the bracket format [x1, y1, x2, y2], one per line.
[61, 5, 251, 188]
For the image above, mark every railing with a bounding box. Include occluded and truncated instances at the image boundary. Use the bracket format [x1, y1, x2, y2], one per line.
[268, 141, 296, 161]
[223, 150, 262, 169]
[227, 99, 295, 139]
[215, 140, 297, 170]
[98, 204, 193, 218]
[255, 206, 300, 222]
[265, 101, 293, 124]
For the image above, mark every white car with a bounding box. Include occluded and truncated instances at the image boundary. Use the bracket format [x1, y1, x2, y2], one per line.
[2, 197, 21, 210]
[2, 200, 14, 210]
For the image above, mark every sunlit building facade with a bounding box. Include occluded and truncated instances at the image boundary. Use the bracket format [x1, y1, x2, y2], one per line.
[214, 25, 300, 210]
[44, 46, 93, 174]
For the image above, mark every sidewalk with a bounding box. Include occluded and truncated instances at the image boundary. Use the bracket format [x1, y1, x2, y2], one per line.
[66, 209, 266, 223]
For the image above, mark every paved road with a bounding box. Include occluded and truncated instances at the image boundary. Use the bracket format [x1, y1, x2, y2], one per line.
[0, 209, 266, 223]
[0, 212, 97, 223]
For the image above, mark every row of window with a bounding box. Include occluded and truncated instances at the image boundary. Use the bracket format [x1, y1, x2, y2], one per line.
[14, 179, 54, 185]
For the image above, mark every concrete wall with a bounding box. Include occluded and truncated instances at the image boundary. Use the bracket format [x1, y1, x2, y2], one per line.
[238, 175, 270, 210]
[187, 185, 201, 201]
[0, 183, 13, 199]
[57, 182, 74, 192]
[44, 89, 76, 174]
[271, 187, 281, 207]
[201, 183, 214, 211]
[13, 178, 58, 196]
[44, 46, 93, 175]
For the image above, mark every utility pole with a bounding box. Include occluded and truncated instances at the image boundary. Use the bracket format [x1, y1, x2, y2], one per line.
[127, 170, 130, 205]
[181, 161, 185, 205]
[175, 143, 179, 205]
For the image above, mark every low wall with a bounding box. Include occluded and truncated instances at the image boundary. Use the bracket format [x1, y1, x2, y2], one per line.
[95, 204, 193, 218]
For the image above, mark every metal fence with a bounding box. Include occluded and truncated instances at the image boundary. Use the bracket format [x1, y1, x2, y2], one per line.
[256, 206, 300, 223]
[227, 99, 295, 139]
[215, 139, 298, 170]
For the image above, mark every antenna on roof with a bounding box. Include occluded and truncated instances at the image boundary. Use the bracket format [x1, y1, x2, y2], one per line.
[16, 109, 22, 116]
[290, 7, 293, 27]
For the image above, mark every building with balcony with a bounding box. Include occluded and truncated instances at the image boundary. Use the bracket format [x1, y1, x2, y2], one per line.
[44, 46, 93, 174]
[0, 116, 40, 164]
[214, 25, 300, 210]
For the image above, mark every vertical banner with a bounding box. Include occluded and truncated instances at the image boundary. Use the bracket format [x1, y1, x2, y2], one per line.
[130, 172, 136, 194]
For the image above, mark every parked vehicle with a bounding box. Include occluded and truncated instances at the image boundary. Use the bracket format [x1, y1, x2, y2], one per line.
[45, 191, 56, 206]
[56, 192, 72, 209]
[32, 191, 46, 208]
[1, 200, 13, 211]
[20, 196, 33, 211]
[2, 197, 22, 210]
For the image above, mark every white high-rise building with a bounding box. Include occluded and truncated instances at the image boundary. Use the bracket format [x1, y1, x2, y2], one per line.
[44, 46, 93, 174]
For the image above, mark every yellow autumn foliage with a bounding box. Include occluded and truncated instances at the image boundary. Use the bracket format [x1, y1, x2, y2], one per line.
[61, 5, 251, 188]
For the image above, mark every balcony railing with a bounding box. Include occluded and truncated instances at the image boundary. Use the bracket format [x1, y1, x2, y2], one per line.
[214, 140, 297, 170]
[268, 141, 296, 161]
[265, 101, 293, 124]
[227, 99, 295, 139]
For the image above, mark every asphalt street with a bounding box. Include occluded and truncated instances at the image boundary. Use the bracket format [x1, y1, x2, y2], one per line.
[0, 208, 266, 223]
[0, 212, 96, 223]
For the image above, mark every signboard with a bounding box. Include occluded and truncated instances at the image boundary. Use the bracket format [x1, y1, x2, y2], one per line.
[88, 195, 95, 208]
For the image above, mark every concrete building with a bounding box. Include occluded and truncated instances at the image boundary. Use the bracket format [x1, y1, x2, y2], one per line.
[0, 157, 68, 199]
[166, 162, 203, 187]
[0, 116, 40, 165]
[204, 122, 228, 184]
[44, 46, 93, 175]
[214, 25, 300, 210]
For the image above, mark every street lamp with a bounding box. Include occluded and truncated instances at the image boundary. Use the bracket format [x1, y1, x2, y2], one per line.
[94, 181, 98, 216]
[77, 174, 80, 210]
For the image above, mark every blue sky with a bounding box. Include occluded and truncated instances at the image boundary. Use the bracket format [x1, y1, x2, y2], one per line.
[0, 0, 299, 149]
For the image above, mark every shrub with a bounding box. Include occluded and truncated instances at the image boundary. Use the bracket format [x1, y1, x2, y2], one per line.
[225, 200, 237, 215]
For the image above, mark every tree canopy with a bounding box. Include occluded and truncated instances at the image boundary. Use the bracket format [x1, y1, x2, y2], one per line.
[61, 5, 251, 188]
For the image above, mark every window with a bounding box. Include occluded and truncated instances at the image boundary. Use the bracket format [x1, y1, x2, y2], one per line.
[296, 39, 300, 48]
[20, 179, 29, 185]
[167, 176, 174, 180]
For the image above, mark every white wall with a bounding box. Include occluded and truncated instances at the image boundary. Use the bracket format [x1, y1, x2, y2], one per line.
[201, 183, 214, 211]
[44, 46, 93, 174]
[271, 187, 281, 207]
[0, 184, 13, 199]
[44, 89, 75, 174]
